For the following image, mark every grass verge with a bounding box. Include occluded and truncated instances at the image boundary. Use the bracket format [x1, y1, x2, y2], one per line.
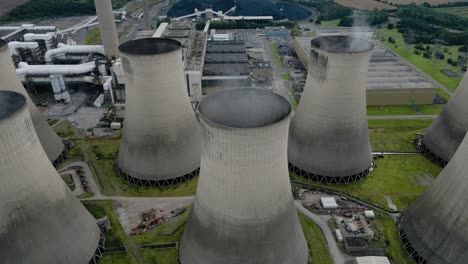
[85, 28, 102, 45]
[292, 154, 442, 210]
[367, 105, 444, 116]
[298, 212, 333, 264]
[368, 119, 432, 152]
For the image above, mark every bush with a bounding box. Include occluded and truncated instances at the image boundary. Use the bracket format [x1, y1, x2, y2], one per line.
[315, 19, 322, 25]
[435, 51, 445, 59]
[423, 51, 432, 58]
[388, 37, 396, 44]
[414, 50, 421, 55]
[415, 44, 425, 51]
[459, 46, 468, 52]
[387, 23, 394, 29]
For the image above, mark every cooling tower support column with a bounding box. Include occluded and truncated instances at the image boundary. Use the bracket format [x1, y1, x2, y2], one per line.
[117, 38, 201, 187]
[180, 89, 309, 264]
[0, 39, 66, 166]
[94, 0, 120, 58]
[419, 71, 468, 167]
[0, 91, 103, 264]
[400, 130, 468, 264]
[288, 36, 374, 184]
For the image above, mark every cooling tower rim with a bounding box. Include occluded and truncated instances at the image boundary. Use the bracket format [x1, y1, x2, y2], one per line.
[311, 36, 373, 53]
[197, 88, 291, 129]
[0, 90, 26, 121]
[119, 38, 181, 55]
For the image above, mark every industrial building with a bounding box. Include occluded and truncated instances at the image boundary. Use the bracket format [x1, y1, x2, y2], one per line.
[419, 71, 468, 166]
[293, 37, 436, 105]
[400, 127, 468, 264]
[0, 39, 66, 165]
[180, 88, 308, 264]
[202, 40, 251, 94]
[0, 90, 103, 263]
[289, 36, 374, 184]
[117, 38, 201, 187]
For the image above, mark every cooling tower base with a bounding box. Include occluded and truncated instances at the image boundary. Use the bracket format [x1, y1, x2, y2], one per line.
[289, 163, 372, 184]
[418, 138, 448, 168]
[52, 149, 68, 167]
[117, 167, 200, 187]
[398, 224, 428, 264]
[89, 230, 106, 264]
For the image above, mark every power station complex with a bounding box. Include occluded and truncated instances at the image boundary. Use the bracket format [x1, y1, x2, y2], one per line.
[0, 91, 103, 264]
[1, 0, 468, 263]
[419, 71, 468, 167]
[180, 88, 309, 264]
[289, 36, 374, 184]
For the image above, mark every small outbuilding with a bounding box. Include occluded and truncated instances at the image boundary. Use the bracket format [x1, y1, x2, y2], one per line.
[364, 210, 375, 219]
[320, 197, 338, 210]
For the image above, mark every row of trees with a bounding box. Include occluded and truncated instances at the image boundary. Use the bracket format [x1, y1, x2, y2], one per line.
[398, 4, 468, 31]
[0, 0, 131, 22]
[282, 0, 352, 21]
[338, 9, 389, 27]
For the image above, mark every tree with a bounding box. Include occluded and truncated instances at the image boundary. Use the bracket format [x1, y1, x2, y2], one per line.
[388, 37, 396, 44]
[338, 16, 353, 27]
[315, 19, 322, 25]
[387, 23, 394, 29]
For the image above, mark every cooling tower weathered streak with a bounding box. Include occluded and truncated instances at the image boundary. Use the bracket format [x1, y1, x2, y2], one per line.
[179, 88, 309, 264]
[0, 91, 102, 264]
[118, 38, 201, 186]
[94, 0, 120, 58]
[400, 131, 468, 264]
[420, 71, 468, 166]
[0, 39, 66, 165]
[288, 36, 374, 184]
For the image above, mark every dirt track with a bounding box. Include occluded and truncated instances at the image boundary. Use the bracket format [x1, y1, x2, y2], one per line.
[0, 0, 29, 15]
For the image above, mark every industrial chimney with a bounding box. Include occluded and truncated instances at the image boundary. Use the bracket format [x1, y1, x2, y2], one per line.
[94, 0, 120, 58]
[142, 0, 151, 31]
[419, 71, 468, 167]
[400, 130, 468, 264]
[288, 36, 374, 184]
[118, 38, 201, 186]
[0, 91, 103, 264]
[180, 88, 309, 264]
[0, 39, 66, 165]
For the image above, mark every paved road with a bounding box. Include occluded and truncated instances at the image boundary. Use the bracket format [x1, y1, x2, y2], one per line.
[295, 201, 346, 264]
[262, 38, 290, 102]
[367, 115, 437, 120]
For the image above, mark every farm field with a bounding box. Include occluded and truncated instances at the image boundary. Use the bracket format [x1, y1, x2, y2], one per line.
[0, 0, 29, 15]
[335, 0, 395, 10]
[437, 6, 468, 17]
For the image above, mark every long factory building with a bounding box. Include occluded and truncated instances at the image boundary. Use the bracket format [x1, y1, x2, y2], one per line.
[293, 36, 437, 106]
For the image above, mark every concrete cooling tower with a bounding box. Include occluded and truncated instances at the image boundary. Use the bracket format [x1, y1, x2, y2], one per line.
[0, 91, 103, 264]
[118, 38, 201, 186]
[0, 39, 66, 166]
[419, 71, 468, 167]
[94, 0, 120, 58]
[399, 130, 468, 264]
[288, 36, 374, 184]
[180, 89, 309, 264]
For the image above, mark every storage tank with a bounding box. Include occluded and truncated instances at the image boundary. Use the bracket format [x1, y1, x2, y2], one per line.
[0, 91, 103, 264]
[117, 38, 201, 186]
[0, 39, 66, 165]
[180, 88, 309, 264]
[94, 0, 120, 58]
[288, 36, 374, 184]
[400, 130, 468, 264]
[420, 71, 468, 167]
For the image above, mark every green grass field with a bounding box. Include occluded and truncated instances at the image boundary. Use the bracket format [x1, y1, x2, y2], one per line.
[320, 19, 340, 27]
[367, 105, 444, 116]
[269, 43, 282, 66]
[85, 28, 102, 45]
[292, 154, 441, 210]
[437, 6, 468, 18]
[368, 119, 432, 152]
[375, 27, 463, 92]
[298, 212, 333, 264]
